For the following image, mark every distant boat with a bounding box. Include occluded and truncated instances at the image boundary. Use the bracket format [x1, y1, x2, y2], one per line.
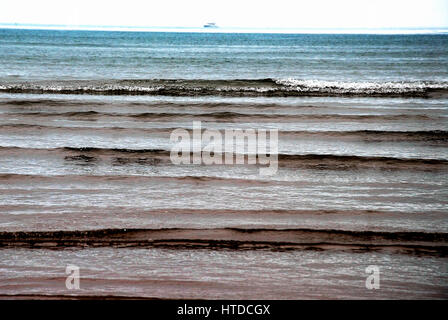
[203, 22, 218, 28]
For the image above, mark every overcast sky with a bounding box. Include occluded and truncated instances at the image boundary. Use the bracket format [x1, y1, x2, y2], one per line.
[1, 0, 447, 30]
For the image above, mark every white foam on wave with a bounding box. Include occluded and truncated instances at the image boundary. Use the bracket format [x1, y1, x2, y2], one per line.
[1, 79, 448, 96]
[0, 84, 165, 92]
[275, 79, 448, 93]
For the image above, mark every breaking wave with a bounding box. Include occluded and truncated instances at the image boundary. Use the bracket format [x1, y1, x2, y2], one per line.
[1, 79, 447, 97]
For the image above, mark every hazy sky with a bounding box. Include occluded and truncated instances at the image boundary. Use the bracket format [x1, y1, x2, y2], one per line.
[1, 0, 447, 29]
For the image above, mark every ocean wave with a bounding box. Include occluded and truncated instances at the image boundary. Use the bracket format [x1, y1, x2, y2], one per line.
[3, 110, 443, 122]
[2, 227, 446, 241]
[275, 78, 448, 95]
[0, 227, 446, 255]
[1, 79, 447, 97]
[285, 130, 448, 141]
[0, 146, 447, 170]
[1, 124, 447, 141]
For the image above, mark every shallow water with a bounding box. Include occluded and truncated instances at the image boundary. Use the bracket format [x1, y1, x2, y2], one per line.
[0, 248, 447, 299]
[0, 30, 447, 299]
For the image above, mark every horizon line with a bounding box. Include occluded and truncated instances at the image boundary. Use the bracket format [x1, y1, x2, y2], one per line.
[1, 23, 448, 34]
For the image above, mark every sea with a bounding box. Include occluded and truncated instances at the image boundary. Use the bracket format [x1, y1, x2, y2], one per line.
[0, 28, 447, 299]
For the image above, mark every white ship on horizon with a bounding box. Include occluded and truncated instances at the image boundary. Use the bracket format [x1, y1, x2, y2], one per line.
[203, 22, 218, 28]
